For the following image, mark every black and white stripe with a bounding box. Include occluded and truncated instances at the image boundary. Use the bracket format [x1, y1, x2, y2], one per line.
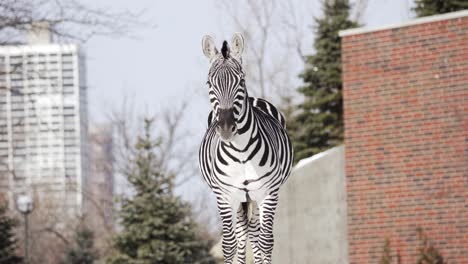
[199, 34, 293, 264]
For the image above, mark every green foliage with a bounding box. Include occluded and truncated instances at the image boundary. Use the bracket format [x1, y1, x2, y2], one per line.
[416, 228, 446, 264]
[379, 228, 447, 264]
[289, 0, 357, 163]
[379, 238, 401, 264]
[413, 0, 468, 17]
[380, 238, 392, 264]
[0, 204, 22, 264]
[62, 226, 98, 264]
[108, 119, 216, 264]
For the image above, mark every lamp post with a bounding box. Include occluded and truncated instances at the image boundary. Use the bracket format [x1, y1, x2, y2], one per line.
[16, 195, 34, 263]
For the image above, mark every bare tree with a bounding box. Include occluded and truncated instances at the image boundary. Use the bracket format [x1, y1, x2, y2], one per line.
[105, 96, 137, 195]
[26, 184, 80, 264]
[217, 0, 314, 105]
[0, 0, 149, 44]
[0, 0, 150, 197]
[106, 95, 221, 237]
[276, 0, 314, 62]
[354, 0, 369, 23]
[188, 184, 221, 239]
[158, 102, 201, 187]
[84, 124, 117, 258]
[0, 2, 150, 261]
[25, 185, 117, 263]
[0, 2, 153, 263]
[107, 97, 201, 189]
[218, 0, 276, 99]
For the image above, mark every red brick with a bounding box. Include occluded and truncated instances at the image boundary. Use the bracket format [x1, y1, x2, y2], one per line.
[342, 14, 468, 264]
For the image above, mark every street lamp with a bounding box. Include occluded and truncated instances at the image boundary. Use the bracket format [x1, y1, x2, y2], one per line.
[16, 195, 34, 263]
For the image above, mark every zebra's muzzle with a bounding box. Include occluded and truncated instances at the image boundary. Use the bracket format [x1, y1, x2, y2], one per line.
[216, 108, 237, 141]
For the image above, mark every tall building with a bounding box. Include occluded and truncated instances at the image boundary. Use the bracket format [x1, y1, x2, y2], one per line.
[0, 29, 89, 218]
[85, 123, 115, 251]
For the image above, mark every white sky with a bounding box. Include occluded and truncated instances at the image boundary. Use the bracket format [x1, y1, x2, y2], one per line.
[82, 0, 415, 201]
[85, 0, 414, 124]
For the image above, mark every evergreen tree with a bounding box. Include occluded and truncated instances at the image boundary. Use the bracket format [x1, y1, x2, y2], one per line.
[108, 119, 216, 264]
[62, 226, 98, 264]
[0, 204, 22, 264]
[413, 0, 468, 17]
[290, 0, 357, 162]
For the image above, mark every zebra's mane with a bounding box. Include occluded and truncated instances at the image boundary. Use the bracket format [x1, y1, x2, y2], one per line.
[221, 41, 229, 59]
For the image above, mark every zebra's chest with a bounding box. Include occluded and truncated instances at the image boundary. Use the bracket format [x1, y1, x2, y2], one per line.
[222, 160, 263, 184]
[214, 149, 275, 203]
[220, 162, 263, 203]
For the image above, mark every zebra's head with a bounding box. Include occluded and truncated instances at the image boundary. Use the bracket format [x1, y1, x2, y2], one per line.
[202, 33, 246, 142]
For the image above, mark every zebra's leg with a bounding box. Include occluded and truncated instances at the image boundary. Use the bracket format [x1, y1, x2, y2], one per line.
[258, 194, 279, 264]
[248, 202, 263, 264]
[217, 199, 237, 264]
[235, 202, 249, 264]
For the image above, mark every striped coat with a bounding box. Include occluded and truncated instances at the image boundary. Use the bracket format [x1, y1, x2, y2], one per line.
[199, 33, 293, 264]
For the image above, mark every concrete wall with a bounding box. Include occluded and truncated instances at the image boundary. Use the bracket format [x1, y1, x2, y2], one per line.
[273, 145, 348, 264]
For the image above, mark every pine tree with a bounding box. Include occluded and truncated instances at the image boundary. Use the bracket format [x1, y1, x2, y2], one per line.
[413, 0, 468, 17]
[108, 119, 216, 264]
[290, 0, 357, 162]
[0, 204, 22, 264]
[62, 226, 98, 264]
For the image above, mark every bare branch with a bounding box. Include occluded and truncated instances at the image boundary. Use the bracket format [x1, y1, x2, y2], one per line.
[217, 0, 312, 103]
[277, 0, 308, 62]
[0, 0, 152, 44]
[38, 227, 70, 245]
[354, 0, 369, 23]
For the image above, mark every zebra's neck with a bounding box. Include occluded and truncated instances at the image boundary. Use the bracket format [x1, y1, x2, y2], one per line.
[230, 94, 255, 150]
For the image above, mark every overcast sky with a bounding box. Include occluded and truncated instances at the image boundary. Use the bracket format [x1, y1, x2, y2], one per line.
[82, 0, 415, 200]
[85, 0, 414, 125]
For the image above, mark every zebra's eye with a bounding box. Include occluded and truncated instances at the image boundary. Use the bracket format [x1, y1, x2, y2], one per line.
[239, 79, 245, 87]
[206, 81, 211, 87]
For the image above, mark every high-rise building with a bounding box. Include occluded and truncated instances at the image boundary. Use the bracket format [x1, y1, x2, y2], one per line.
[86, 123, 115, 250]
[0, 29, 89, 218]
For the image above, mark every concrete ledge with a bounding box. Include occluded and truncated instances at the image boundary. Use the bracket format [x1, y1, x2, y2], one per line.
[339, 10, 468, 37]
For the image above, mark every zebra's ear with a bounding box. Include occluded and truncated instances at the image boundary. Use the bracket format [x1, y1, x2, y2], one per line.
[202, 35, 218, 61]
[230, 33, 244, 60]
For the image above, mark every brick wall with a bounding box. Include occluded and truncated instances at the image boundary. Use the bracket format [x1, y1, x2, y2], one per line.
[341, 12, 468, 263]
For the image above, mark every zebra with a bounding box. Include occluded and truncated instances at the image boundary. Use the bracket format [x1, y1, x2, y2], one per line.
[198, 33, 293, 264]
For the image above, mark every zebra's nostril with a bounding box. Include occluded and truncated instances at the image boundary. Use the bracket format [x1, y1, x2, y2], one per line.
[231, 126, 236, 132]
